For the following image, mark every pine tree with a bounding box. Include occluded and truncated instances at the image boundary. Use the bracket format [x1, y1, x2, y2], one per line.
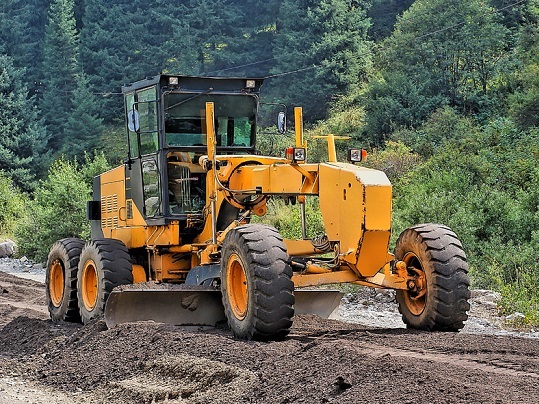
[203, 0, 278, 77]
[269, 0, 372, 121]
[0, 55, 50, 190]
[63, 73, 104, 157]
[368, 0, 415, 40]
[80, 0, 203, 122]
[41, 0, 79, 151]
[0, 0, 50, 94]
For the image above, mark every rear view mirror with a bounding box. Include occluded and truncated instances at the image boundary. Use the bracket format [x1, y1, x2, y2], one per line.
[277, 112, 286, 134]
[128, 108, 140, 132]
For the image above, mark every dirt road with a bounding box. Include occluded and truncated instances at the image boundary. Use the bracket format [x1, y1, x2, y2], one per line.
[1, 270, 539, 403]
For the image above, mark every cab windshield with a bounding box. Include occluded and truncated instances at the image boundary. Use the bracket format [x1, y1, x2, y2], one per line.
[164, 93, 257, 149]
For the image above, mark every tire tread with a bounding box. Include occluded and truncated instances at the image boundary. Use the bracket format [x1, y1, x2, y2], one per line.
[77, 238, 133, 324]
[395, 223, 470, 331]
[46, 238, 85, 323]
[221, 224, 294, 341]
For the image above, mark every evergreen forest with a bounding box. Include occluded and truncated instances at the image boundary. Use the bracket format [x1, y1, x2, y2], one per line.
[1, 0, 539, 324]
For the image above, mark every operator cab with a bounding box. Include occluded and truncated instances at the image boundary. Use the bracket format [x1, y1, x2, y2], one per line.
[122, 75, 263, 230]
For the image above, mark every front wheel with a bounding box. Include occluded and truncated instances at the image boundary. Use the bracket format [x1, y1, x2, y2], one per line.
[46, 238, 85, 322]
[395, 224, 470, 331]
[221, 224, 294, 341]
[77, 239, 133, 324]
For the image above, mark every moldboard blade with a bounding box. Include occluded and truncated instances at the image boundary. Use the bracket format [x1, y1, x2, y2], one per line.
[294, 289, 343, 319]
[104, 284, 226, 328]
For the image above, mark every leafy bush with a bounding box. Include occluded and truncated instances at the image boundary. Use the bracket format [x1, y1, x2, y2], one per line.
[388, 117, 539, 325]
[364, 141, 421, 183]
[0, 173, 27, 238]
[478, 236, 539, 325]
[254, 197, 324, 240]
[15, 153, 110, 262]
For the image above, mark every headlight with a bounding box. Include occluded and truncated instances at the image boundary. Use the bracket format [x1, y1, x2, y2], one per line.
[347, 148, 367, 163]
[286, 147, 306, 163]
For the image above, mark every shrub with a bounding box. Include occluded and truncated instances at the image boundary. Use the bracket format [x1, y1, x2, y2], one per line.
[254, 197, 324, 240]
[15, 153, 110, 262]
[0, 173, 27, 238]
[364, 141, 421, 183]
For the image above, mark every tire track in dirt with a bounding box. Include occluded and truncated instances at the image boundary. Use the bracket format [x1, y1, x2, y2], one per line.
[290, 328, 539, 380]
[0, 301, 48, 316]
[358, 343, 539, 379]
[0, 276, 49, 327]
[3, 271, 539, 403]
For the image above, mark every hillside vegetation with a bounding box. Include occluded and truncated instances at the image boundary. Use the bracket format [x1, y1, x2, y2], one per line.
[0, 0, 538, 324]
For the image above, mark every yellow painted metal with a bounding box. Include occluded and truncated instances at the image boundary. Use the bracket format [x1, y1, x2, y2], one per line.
[150, 252, 190, 282]
[193, 195, 233, 243]
[99, 165, 147, 244]
[318, 163, 392, 277]
[359, 259, 408, 290]
[206, 102, 217, 165]
[111, 222, 181, 250]
[168, 244, 196, 254]
[49, 259, 64, 307]
[292, 268, 359, 288]
[196, 216, 246, 265]
[126, 197, 146, 227]
[222, 157, 393, 278]
[207, 102, 218, 246]
[131, 264, 147, 283]
[100, 164, 126, 183]
[100, 165, 127, 236]
[81, 259, 98, 310]
[111, 226, 146, 249]
[226, 253, 248, 320]
[94, 100, 398, 310]
[228, 163, 319, 195]
[313, 135, 350, 163]
[355, 231, 391, 276]
[327, 134, 337, 162]
[215, 155, 288, 180]
[198, 248, 218, 266]
[98, 152, 393, 285]
[358, 272, 407, 290]
[294, 107, 305, 148]
[283, 239, 318, 256]
[399, 252, 427, 315]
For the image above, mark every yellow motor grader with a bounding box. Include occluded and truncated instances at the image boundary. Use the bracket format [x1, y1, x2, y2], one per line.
[46, 75, 470, 340]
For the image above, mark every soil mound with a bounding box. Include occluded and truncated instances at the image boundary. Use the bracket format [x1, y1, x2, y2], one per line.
[2, 271, 539, 403]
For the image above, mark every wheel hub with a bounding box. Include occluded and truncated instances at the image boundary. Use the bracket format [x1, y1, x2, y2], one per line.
[81, 260, 98, 310]
[226, 253, 248, 320]
[49, 259, 64, 307]
[402, 252, 427, 315]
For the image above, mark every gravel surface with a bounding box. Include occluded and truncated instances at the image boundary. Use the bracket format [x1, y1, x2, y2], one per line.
[1, 259, 539, 403]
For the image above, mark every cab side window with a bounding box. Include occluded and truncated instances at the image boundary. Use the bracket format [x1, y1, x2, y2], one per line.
[142, 159, 160, 217]
[125, 87, 159, 156]
[137, 87, 159, 154]
[125, 93, 139, 156]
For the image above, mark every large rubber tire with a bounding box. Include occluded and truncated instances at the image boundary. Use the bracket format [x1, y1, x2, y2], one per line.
[77, 239, 133, 324]
[395, 224, 470, 331]
[221, 224, 295, 341]
[46, 238, 85, 323]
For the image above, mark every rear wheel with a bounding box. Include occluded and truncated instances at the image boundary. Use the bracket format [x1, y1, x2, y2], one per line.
[221, 224, 294, 340]
[46, 238, 84, 322]
[395, 224, 470, 331]
[77, 239, 133, 324]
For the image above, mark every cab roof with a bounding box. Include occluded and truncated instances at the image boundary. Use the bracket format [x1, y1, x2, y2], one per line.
[122, 74, 264, 95]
